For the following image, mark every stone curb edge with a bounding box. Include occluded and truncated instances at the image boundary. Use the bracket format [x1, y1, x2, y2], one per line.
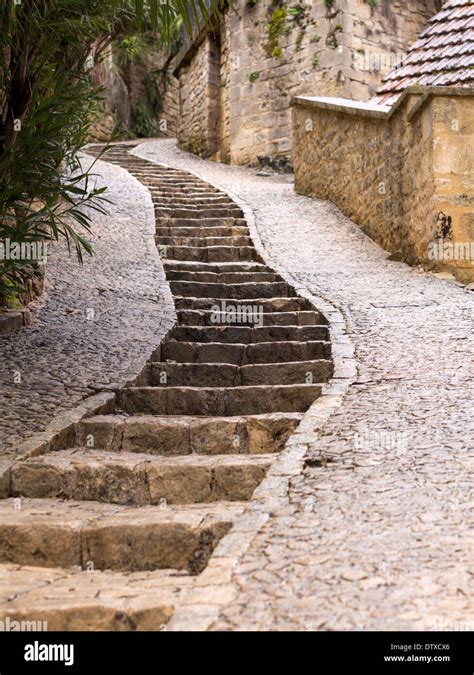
[131, 143, 358, 631]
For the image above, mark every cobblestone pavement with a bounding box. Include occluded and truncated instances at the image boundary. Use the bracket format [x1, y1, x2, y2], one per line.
[135, 140, 473, 631]
[0, 151, 175, 456]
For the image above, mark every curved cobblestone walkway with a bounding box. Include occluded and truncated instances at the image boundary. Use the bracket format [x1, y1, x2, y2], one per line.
[134, 140, 473, 631]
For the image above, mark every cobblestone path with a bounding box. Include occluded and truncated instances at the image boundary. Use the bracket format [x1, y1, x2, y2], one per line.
[0, 145, 332, 628]
[134, 140, 473, 632]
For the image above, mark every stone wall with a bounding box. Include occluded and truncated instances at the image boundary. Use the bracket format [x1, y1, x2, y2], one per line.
[292, 87, 474, 283]
[176, 36, 216, 157]
[89, 43, 179, 142]
[174, 0, 440, 164]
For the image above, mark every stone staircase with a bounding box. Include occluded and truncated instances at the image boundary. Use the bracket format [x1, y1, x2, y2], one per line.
[0, 144, 333, 630]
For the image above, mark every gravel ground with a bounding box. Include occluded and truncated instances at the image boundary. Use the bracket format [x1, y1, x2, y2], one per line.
[0, 151, 175, 456]
[134, 139, 473, 631]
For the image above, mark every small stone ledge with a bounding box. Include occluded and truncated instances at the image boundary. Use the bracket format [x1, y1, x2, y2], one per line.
[292, 85, 474, 121]
[0, 309, 32, 336]
[292, 95, 391, 119]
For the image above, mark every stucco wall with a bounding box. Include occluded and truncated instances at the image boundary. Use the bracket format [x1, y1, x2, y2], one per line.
[292, 88, 474, 282]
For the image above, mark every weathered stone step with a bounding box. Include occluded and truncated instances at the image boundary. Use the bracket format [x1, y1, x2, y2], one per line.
[79, 412, 301, 455]
[155, 201, 238, 211]
[129, 171, 204, 178]
[150, 195, 234, 206]
[155, 207, 243, 218]
[164, 260, 269, 273]
[167, 325, 329, 344]
[142, 174, 213, 181]
[146, 182, 222, 190]
[169, 281, 294, 299]
[156, 235, 252, 248]
[132, 173, 195, 181]
[163, 246, 262, 263]
[144, 360, 332, 387]
[11, 450, 272, 505]
[120, 384, 322, 416]
[148, 183, 223, 192]
[177, 309, 326, 326]
[161, 339, 330, 364]
[0, 563, 194, 630]
[156, 225, 249, 238]
[0, 498, 241, 573]
[173, 296, 314, 311]
[150, 191, 223, 199]
[156, 217, 246, 228]
[132, 173, 206, 181]
[150, 186, 222, 193]
[165, 270, 280, 284]
[147, 183, 221, 190]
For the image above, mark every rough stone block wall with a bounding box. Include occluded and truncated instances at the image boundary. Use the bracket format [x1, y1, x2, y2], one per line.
[292, 91, 474, 282]
[88, 44, 179, 141]
[175, 0, 439, 165]
[431, 96, 474, 265]
[219, 20, 231, 163]
[177, 38, 212, 156]
[162, 75, 179, 137]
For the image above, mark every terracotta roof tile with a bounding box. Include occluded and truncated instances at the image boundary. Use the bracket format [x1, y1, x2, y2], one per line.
[372, 0, 474, 105]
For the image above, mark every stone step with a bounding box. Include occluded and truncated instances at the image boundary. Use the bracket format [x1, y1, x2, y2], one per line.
[168, 281, 294, 299]
[156, 235, 253, 248]
[156, 225, 249, 238]
[172, 296, 314, 312]
[132, 173, 196, 181]
[79, 412, 302, 455]
[163, 246, 262, 263]
[144, 360, 332, 387]
[0, 563, 194, 630]
[155, 201, 238, 211]
[148, 183, 222, 191]
[160, 339, 331, 364]
[177, 309, 326, 326]
[165, 270, 280, 284]
[156, 217, 247, 228]
[167, 325, 329, 344]
[155, 207, 243, 219]
[11, 450, 272, 505]
[131, 171, 206, 179]
[0, 499, 241, 573]
[119, 384, 322, 416]
[150, 190, 223, 198]
[150, 196, 234, 206]
[136, 169, 203, 175]
[145, 184, 225, 192]
[164, 260, 269, 273]
[143, 177, 214, 184]
[142, 174, 214, 180]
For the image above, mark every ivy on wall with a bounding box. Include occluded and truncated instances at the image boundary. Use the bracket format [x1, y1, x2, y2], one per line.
[264, 1, 309, 58]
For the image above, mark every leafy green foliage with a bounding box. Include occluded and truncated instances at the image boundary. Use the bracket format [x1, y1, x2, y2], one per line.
[131, 101, 161, 136]
[0, 0, 224, 303]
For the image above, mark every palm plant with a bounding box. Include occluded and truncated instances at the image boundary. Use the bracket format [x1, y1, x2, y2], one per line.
[0, 0, 224, 302]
